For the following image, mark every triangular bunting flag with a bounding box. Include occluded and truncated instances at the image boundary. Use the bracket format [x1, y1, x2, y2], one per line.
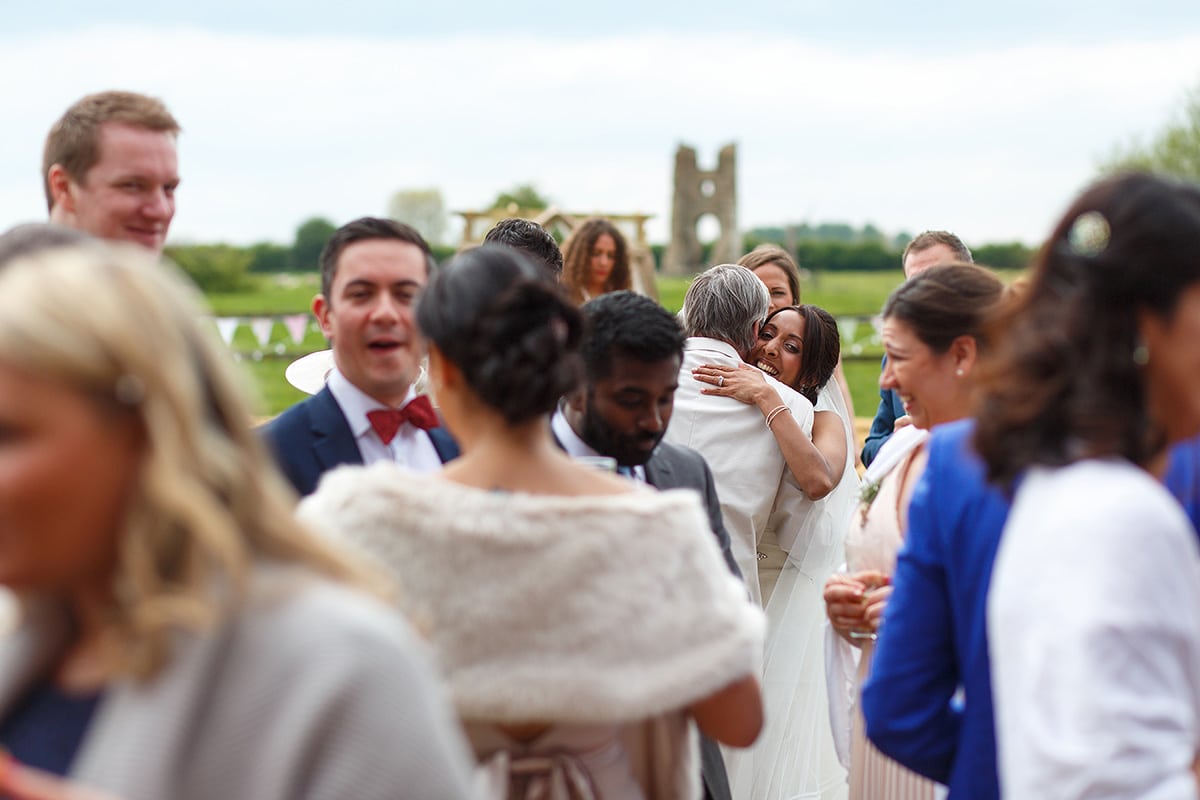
[249, 318, 275, 348]
[215, 317, 239, 346]
[284, 314, 310, 345]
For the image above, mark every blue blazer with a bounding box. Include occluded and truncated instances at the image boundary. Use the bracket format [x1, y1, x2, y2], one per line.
[261, 386, 459, 497]
[860, 357, 906, 467]
[862, 419, 1200, 799]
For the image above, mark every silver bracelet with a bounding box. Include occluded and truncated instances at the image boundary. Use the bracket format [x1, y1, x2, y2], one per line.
[765, 404, 790, 429]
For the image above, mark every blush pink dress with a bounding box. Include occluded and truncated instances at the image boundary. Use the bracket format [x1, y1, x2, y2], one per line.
[842, 439, 939, 800]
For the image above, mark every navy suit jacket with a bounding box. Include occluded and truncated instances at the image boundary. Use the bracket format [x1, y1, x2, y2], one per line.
[862, 419, 1200, 799]
[261, 386, 459, 497]
[860, 357, 906, 467]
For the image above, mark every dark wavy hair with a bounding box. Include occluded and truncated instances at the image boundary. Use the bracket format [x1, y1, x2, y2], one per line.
[975, 172, 1200, 490]
[757, 305, 840, 404]
[794, 305, 840, 404]
[561, 218, 630, 305]
[416, 245, 583, 424]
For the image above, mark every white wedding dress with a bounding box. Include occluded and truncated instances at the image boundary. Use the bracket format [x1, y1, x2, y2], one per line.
[727, 382, 859, 800]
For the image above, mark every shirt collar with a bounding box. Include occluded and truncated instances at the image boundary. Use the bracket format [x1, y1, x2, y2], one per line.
[551, 406, 600, 459]
[684, 336, 742, 362]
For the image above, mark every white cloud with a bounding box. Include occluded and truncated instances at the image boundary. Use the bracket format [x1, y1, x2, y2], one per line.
[3, 25, 1198, 248]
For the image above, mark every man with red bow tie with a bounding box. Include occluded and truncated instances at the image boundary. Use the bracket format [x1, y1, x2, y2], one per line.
[264, 217, 458, 496]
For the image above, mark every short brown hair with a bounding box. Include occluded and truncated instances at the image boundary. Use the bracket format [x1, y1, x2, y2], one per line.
[319, 217, 435, 299]
[902, 230, 972, 266]
[739, 244, 801, 304]
[43, 91, 180, 211]
[883, 262, 1003, 353]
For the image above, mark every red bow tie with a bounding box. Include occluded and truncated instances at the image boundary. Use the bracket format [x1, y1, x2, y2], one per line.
[367, 396, 438, 444]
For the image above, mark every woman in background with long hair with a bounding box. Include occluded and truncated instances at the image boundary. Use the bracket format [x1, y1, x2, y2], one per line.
[561, 217, 632, 305]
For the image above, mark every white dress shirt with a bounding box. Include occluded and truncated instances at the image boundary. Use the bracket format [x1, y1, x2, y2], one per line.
[989, 459, 1200, 799]
[663, 337, 815, 605]
[551, 407, 645, 482]
[326, 368, 443, 474]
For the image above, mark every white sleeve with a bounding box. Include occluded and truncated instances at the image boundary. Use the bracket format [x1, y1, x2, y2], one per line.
[990, 472, 1200, 800]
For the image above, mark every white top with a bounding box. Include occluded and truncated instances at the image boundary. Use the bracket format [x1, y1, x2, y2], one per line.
[326, 368, 442, 473]
[988, 459, 1200, 799]
[663, 336, 815, 605]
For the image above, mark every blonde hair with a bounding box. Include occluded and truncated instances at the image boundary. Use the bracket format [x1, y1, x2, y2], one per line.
[0, 243, 383, 679]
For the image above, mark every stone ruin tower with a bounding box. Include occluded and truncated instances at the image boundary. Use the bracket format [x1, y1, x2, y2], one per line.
[663, 143, 741, 275]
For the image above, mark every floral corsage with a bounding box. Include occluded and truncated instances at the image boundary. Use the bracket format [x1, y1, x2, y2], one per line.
[858, 478, 882, 525]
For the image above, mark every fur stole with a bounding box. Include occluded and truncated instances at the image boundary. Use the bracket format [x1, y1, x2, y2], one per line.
[298, 463, 764, 724]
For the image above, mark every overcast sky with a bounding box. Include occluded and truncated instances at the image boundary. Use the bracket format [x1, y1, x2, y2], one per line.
[4, 1, 1199, 249]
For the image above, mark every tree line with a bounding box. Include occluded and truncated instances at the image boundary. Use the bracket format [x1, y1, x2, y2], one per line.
[168, 216, 1035, 293]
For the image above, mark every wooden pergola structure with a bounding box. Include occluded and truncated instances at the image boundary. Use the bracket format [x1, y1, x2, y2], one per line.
[452, 205, 659, 299]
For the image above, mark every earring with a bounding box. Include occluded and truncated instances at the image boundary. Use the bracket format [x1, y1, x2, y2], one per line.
[955, 368, 964, 377]
[1133, 341, 1150, 366]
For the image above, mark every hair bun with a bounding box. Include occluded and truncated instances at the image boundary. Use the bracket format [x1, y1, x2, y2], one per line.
[417, 246, 583, 424]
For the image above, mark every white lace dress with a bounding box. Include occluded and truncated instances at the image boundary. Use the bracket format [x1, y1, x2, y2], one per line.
[727, 383, 860, 799]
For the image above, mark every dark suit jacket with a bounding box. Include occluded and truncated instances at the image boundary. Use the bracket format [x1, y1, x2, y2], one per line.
[644, 441, 741, 580]
[550, 432, 739, 800]
[262, 386, 459, 497]
[861, 356, 907, 466]
[644, 440, 740, 800]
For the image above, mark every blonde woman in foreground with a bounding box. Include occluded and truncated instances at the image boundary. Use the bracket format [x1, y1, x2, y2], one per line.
[0, 235, 474, 800]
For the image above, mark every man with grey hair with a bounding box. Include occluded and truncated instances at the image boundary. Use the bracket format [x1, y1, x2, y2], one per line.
[663, 264, 815, 605]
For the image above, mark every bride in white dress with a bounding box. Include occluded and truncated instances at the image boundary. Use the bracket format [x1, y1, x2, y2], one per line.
[693, 304, 859, 799]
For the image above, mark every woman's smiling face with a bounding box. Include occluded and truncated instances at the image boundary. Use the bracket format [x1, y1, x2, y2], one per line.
[749, 308, 804, 388]
[879, 315, 962, 428]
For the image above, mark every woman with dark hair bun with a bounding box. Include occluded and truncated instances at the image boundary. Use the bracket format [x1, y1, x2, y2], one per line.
[979, 172, 1200, 797]
[301, 246, 765, 798]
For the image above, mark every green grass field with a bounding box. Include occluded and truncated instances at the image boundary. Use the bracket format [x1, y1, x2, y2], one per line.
[221, 269, 1019, 419]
